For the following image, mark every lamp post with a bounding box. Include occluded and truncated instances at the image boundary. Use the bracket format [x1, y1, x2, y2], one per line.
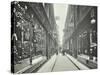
[89, 18, 96, 60]
[34, 39, 37, 56]
[91, 18, 96, 24]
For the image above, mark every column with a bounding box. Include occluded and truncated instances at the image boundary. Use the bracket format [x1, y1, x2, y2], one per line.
[46, 31, 49, 59]
[87, 30, 91, 59]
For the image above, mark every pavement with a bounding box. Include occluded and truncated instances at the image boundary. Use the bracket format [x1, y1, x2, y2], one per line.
[37, 53, 89, 72]
[52, 53, 78, 72]
[37, 54, 57, 72]
[14, 55, 46, 73]
[78, 54, 97, 64]
[14, 53, 90, 73]
[66, 54, 89, 70]
[77, 54, 97, 69]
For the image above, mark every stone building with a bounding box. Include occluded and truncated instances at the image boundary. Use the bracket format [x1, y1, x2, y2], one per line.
[63, 5, 97, 60]
[11, 1, 59, 64]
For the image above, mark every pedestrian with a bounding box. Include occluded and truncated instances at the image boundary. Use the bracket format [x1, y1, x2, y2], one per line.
[56, 51, 58, 55]
[29, 54, 32, 65]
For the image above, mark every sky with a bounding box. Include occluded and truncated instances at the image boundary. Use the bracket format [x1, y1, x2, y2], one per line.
[54, 4, 68, 46]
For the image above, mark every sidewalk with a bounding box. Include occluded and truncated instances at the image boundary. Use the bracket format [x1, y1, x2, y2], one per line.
[37, 54, 57, 72]
[77, 54, 97, 69]
[78, 54, 97, 64]
[14, 55, 46, 73]
[66, 54, 89, 70]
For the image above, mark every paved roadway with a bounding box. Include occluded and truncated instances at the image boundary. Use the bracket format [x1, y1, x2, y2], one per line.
[37, 53, 80, 73]
[52, 53, 79, 72]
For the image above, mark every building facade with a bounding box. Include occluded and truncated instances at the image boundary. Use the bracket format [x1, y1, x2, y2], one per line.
[11, 2, 58, 72]
[63, 5, 97, 61]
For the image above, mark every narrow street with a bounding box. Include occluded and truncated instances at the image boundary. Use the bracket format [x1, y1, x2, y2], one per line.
[37, 53, 89, 73]
[11, 1, 97, 73]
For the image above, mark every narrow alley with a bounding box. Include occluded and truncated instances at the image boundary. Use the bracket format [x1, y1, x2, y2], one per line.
[11, 1, 97, 74]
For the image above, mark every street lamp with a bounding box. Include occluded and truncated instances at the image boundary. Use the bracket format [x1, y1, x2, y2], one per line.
[34, 39, 37, 43]
[34, 39, 37, 56]
[91, 18, 96, 24]
[90, 8, 96, 25]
